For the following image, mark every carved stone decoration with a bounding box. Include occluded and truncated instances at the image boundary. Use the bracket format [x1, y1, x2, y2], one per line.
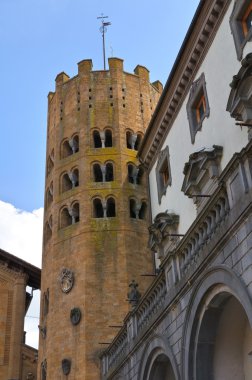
[127, 280, 141, 308]
[227, 53, 252, 133]
[60, 268, 74, 293]
[26, 372, 35, 380]
[41, 359, 47, 380]
[148, 212, 179, 259]
[38, 324, 47, 339]
[70, 307, 82, 325]
[182, 145, 223, 207]
[62, 358, 71, 376]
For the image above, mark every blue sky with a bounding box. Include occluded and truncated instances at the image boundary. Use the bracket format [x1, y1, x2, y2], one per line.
[0, 0, 199, 212]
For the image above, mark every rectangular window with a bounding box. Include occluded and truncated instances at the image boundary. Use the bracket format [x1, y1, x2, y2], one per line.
[186, 73, 210, 144]
[156, 146, 172, 204]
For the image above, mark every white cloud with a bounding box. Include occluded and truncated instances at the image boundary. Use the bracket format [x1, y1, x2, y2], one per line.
[0, 200, 43, 267]
[0, 200, 44, 348]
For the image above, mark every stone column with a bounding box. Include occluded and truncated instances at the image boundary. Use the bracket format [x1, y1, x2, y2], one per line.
[8, 273, 28, 380]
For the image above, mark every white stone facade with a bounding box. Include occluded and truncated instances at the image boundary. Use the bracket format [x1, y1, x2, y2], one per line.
[100, 1, 252, 379]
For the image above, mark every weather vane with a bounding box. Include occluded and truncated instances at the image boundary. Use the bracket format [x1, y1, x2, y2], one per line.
[97, 14, 111, 70]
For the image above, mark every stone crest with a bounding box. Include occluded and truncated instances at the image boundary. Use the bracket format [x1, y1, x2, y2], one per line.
[60, 268, 74, 293]
[62, 358, 71, 375]
[70, 307, 82, 325]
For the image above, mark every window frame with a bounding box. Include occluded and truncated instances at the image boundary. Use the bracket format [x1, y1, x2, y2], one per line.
[186, 73, 210, 144]
[230, 0, 252, 60]
[156, 146, 172, 204]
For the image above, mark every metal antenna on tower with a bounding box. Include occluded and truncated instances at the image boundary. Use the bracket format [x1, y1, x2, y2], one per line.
[97, 14, 111, 70]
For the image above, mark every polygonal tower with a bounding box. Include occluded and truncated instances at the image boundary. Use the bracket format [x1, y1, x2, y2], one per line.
[38, 57, 162, 380]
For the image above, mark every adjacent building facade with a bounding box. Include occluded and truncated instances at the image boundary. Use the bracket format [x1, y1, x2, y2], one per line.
[0, 249, 40, 380]
[100, 0, 252, 379]
[39, 58, 162, 379]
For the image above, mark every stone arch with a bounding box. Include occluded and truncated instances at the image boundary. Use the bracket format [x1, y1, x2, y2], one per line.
[105, 161, 114, 181]
[182, 265, 252, 380]
[61, 138, 72, 159]
[59, 206, 72, 229]
[104, 128, 113, 147]
[135, 132, 144, 151]
[139, 200, 147, 220]
[106, 196, 116, 217]
[92, 162, 103, 182]
[92, 197, 103, 218]
[93, 129, 102, 148]
[129, 197, 137, 218]
[138, 334, 180, 380]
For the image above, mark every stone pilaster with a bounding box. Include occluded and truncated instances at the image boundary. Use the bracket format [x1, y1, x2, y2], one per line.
[8, 273, 28, 380]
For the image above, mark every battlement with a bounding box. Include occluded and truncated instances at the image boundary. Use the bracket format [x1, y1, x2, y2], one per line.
[53, 58, 162, 90]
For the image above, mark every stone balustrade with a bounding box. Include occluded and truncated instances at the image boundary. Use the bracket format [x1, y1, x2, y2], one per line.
[101, 141, 252, 379]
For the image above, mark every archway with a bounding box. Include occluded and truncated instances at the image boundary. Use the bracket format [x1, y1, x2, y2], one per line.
[138, 335, 179, 380]
[148, 353, 176, 380]
[194, 291, 252, 380]
[183, 266, 252, 380]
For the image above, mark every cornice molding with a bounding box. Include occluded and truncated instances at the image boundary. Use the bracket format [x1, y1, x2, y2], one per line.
[0, 262, 29, 283]
[139, 0, 230, 170]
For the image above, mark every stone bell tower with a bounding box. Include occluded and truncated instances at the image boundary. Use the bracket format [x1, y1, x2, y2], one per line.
[38, 57, 162, 380]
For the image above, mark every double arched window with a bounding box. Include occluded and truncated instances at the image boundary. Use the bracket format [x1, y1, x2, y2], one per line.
[129, 198, 147, 219]
[61, 134, 79, 159]
[127, 163, 144, 185]
[61, 168, 79, 193]
[93, 129, 113, 148]
[93, 197, 116, 218]
[126, 130, 143, 150]
[93, 162, 114, 182]
[59, 202, 80, 229]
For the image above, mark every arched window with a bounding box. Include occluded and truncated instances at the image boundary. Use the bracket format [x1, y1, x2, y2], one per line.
[135, 133, 143, 151]
[93, 163, 103, 182]
[44, 218, 52, 242]
[126, 131, 133, 149]
[129, 199, 137, 218]
[107, 197, 116, 217]
[71, 202, 80, 223]
[61, 135, 79, 159]
[105, 129, 112, 147]
[46, 149, 54, 177]
[139, 201, 147, 220]
[71, 169, 79, 187]
[62, 140, 73, 158]
[128, 164, 135, 184]
[46, 183, 53, 208]
[93, 130, 102, 148]
[60, 207, 72, 228]
[93, 198, 103, 218]
[105, 163, 114, 181]
[62, 173, 72, 192]
[61, 169, 79, 193]
[127, 164, 143, 185]
[70, 135, 79, 153]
